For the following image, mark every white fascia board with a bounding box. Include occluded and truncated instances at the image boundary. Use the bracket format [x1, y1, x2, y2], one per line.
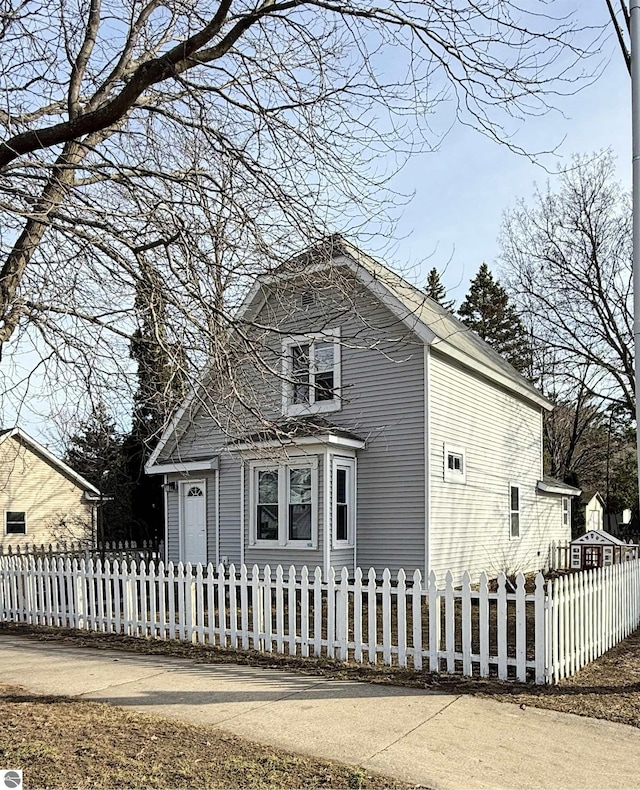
[233, 435, 365, 452]
[6, 428, 101, 495]
[145, 458, 220, 475]
[537, 480, 581, 497]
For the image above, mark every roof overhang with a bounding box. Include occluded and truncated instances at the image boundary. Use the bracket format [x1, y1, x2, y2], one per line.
[145, 457, 220, 476]
[537, 479, 581, 497]
[232, 433, 366, 452]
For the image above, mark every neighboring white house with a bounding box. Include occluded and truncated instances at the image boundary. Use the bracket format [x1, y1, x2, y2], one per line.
[146, 236, 580, 582]
[0, 428, 101, 549]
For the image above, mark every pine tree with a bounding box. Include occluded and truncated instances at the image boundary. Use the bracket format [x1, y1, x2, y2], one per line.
[64, 403, 132, 541]
[458, 263, 532, 374]
[425, 268, 455, 310]
[124, 260, 188, 544]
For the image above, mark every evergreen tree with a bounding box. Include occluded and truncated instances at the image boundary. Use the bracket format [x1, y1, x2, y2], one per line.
[425, 268, 454, 310]
[64, 403, 132, 542]
[124, 260, 188, 544]
[458, 263, 532, 374]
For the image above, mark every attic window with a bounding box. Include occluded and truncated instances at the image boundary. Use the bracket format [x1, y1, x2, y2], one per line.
[283, 330, 341, 416]
[300, 291, 315, 308]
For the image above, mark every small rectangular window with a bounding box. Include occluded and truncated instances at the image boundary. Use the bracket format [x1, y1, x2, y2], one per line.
[562, 497, 569, 528]
[6, 511, 25, 535]
[510, 485, 520, 538]
[443, 444, 466, 483]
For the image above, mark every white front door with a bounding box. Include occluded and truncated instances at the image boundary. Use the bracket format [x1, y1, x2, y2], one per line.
[181, 481, 207, 565]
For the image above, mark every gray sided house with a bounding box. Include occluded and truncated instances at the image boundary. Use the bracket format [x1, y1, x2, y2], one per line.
[147, 238, 579, 582]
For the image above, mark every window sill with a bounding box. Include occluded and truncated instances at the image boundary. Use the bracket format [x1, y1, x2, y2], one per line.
[250, 542, 318, 550]
[284, 400, 341, 417]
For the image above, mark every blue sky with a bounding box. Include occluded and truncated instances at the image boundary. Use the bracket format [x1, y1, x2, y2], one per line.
[386, 6, 631, 304]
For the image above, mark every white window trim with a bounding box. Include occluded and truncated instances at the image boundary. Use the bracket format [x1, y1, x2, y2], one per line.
[282, 328, 341, 416]
[443, 443, 466, 484]
[5, 509, 27, 536]
[562, 496, 570, 528]
[332, 456, 356, 549]
[249, 458, 319, 549]
[509, 482, 521, 540]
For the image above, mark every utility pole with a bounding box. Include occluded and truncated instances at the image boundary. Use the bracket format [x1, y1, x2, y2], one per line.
[607, 0, 640, 517]
[632, 0, 640, 520]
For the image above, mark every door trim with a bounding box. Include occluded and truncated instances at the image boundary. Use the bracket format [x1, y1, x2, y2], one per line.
[178, 479, 207, 565]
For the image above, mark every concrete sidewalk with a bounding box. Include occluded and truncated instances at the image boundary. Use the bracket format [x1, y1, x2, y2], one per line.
[0, 635, 638, 790]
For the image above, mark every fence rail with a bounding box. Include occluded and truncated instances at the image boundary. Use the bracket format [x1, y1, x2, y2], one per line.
[0, 556, 639, 685]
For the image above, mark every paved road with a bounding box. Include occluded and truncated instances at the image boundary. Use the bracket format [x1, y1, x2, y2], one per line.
[0, 635, 638, 789]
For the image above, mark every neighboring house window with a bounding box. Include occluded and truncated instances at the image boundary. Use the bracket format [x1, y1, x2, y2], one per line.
[562, 497, 570, 528]
[509, 485, 520, 539]
[283, 330, 341, 415]
[333, 457, 355, 546]
[443, 444, 466, 484]
[5, 511, 26, 535]
[251, 460, 318, 547]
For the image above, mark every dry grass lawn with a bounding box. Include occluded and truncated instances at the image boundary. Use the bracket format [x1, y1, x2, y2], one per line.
[0, 682, 419, 789]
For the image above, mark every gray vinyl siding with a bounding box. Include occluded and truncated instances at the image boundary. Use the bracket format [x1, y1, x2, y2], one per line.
[428, 349, 568, 583]
[218, 453, 242, 566]
[166, 481, 179, 562]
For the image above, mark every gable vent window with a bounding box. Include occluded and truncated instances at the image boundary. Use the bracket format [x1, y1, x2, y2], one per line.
[300, 291, 315, 308]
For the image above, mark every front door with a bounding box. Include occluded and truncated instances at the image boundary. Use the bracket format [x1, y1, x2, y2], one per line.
[181, 481, 207, 565]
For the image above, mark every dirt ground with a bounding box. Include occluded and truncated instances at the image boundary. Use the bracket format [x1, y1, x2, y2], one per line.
[0, 682, 419, 789]
[1, 621, 639, 729]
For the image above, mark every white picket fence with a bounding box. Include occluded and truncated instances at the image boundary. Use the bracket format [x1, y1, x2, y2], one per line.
[0, 555, 639, 685]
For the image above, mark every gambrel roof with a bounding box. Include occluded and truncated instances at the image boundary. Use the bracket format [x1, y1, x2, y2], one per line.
[148, 236, 551, 469]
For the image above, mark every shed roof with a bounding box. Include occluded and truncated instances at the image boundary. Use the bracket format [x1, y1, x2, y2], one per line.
[571, 529, 634, 547]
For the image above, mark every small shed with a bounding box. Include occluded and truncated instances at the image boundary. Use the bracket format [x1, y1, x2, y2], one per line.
[581, 491, 605, 532]
[570, 529, 638, 570]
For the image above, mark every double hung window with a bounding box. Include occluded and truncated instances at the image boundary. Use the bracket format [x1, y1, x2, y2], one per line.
[5, 511, 25, 535]
[283, 330, 341, 415]
[252, 460, 317, 547]
[333, 458, 355, 546]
